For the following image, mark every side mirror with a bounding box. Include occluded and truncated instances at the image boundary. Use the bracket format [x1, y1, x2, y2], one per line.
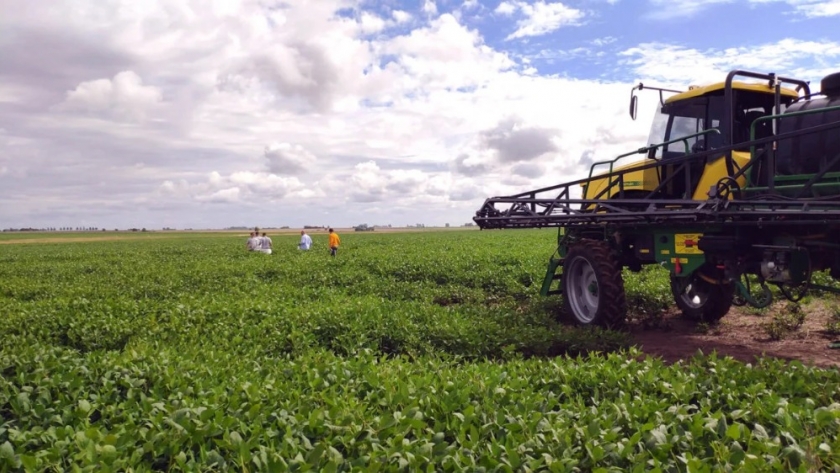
[629, 95, 638, 120]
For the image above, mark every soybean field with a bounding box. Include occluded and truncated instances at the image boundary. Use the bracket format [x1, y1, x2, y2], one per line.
[1, 230, 839, 472]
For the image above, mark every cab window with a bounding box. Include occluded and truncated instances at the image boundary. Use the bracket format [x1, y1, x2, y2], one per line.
[652, 94, 724, 159]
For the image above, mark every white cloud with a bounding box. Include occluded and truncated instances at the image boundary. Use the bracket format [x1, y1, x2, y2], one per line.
[462, 0, 480, 10]
[317, 161, 456, 204]
[264, 143, 316, 175]
[619, 39, 840, 87]
[512, 162, 544, 178]
[359, 12, 387, 34]
[646, 0, 733, 19]
[197, 187, 241, 204]
[161, 170, 308, 204]
[500, 1, 585, 40]
[423, 0, 438, 15]
[749, 0, 840, 17]
[591, 36, 617, 47]
[479, 116, 560, 163]
[2, 0, 839, 229]
[59, 71, 163, 122]
[392, 10, 412, 23]
[495, 2, 517, 14]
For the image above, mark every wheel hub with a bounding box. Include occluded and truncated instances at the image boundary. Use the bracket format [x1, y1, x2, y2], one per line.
[680, 281, 708, 308]
[567, 256, 599, 323]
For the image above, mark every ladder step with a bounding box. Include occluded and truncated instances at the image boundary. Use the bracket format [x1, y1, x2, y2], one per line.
[540, 257, 565, 297]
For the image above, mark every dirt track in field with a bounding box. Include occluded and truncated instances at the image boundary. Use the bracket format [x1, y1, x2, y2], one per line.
[628, 303, 840, 369]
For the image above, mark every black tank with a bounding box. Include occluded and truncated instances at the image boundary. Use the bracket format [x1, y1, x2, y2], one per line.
[776, 72, 840, 176]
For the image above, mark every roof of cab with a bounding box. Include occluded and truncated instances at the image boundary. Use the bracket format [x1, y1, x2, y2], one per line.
[664, 81, 800, 104]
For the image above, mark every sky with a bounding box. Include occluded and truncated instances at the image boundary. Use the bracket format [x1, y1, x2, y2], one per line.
[1, 0, 839, 230]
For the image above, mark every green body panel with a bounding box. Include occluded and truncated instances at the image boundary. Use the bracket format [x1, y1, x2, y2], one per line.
[652, 232, 706, 277]
[773, 172, 840, 183]
[745, 182, 840, 199]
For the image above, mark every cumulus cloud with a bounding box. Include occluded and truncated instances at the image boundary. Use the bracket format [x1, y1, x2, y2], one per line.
[453, 153, 492, 176]
[480, 116, 560, 163]
[1, 0, 838, 229]
[462, 0, 480, 10]
[748, 0, 840, 18]
[161, 170, 308, 204]
[341, 161, 433, 203]
[392, 10, 412, 23]
[512, 162, 544, 178]
[58, 71, 162, 121]
[264, 143, 315, 175]
[220, 42, 344, 113]
[619, 39, 840, 86]
[497, 1, 586, 40]
[645, 0, 733, 19]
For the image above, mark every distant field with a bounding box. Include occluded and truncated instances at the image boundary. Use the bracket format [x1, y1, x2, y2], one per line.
[0, 226, 478, 243]
[1, 230, 839, 471]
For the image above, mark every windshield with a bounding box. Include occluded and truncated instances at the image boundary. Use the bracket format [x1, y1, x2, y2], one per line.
[647, 107, 669, 158]
[647, 95, 724, 158]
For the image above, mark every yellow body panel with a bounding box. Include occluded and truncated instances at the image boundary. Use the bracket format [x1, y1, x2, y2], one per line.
[583, 151, 752, 203]
[690, 151, 751, 200]
[582, 160, 658, 199]
[665, 81, 798, 104]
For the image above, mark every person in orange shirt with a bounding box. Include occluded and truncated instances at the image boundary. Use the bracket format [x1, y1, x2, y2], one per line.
[328, 228, 340, 257]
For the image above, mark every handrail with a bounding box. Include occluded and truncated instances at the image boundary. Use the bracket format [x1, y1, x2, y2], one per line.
[586, 128, 721, 198]
[586, 128, 721, 183]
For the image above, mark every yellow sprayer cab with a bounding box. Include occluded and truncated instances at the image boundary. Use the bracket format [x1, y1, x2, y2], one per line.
[583, 81, 800, 201]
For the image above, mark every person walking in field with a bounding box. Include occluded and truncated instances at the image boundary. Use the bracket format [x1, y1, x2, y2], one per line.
[328, 228, 340, 257]
[259, 232, 272, 254]
[246, 232, 260, 251]
[299, 230, 312, 250]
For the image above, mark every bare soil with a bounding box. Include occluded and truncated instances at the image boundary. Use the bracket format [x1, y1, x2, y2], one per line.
[628, 301, 840, 370]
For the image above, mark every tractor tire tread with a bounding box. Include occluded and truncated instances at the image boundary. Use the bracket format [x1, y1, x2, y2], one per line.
[562, 238, 627, 329]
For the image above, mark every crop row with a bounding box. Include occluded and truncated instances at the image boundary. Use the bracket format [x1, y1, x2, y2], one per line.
[1, 231, 839, 471]
[3, 339, 840, 472]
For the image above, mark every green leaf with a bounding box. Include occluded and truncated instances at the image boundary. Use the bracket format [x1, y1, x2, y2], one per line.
[726, 423, 741, 441]
[0, 442, 19, 468]
[20, 454, 37, 471]
[752, 423, 768, 441]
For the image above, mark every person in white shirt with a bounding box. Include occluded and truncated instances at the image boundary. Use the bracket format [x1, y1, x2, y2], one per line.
[259, 232, 273, 254]
[299, 230, 312, 250]
[246, 232, 259, 251]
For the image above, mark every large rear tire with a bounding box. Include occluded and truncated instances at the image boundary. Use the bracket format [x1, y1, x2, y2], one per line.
[670, 269, 734, 323]
[562, 239, 627, 328]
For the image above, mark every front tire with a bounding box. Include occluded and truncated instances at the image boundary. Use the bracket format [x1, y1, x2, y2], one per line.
[562, 239, 627, 328]
[670, 269, 734, 323]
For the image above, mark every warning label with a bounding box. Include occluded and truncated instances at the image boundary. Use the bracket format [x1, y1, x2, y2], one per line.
[675, 233, 703, 255]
